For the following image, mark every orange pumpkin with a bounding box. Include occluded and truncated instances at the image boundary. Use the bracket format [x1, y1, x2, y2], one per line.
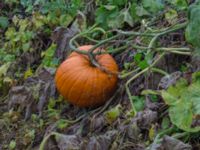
[55, 45, 118, 107]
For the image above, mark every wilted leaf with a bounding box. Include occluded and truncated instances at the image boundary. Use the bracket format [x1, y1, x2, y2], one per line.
[55, 134, 82, 150]
[8, 68, 56, 119]
[90, 116, 107, 132]
[161, 135, 192, 150]
[132, 110, 158, 129]
[86, 130, 118, 150]
[158, 71, 182, 89]
[51, 24, 79, 61]
[8, 86, 35, 119]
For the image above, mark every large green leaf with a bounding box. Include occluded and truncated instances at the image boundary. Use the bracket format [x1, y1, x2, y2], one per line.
[161, 73, 200, 132]
[185, 3, 200, 54]
[169, 99, 193, 131]
[95, 4, 136, 29]
[95, 5, 121, 29]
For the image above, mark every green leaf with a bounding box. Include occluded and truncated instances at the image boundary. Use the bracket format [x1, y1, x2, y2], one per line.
[150, 95, 159, 102]
[108, 0, 127, 6]
[191, 97, 200, 115]
[48, 98, 56, 109]
[138, 60, 149, 69]
[56, 119, 69, 129]
[105, 104, 121, 124]
[185, 4, 200, 54]
[24, 67, 33, 79]
[0, 16, 9, 29]
[169, 99, 193, 131]
[95, 6, 111, 29]
[161, 117, 170, 129]
[18, 19, 29, 31]
[0, 62, 11, 77]
[41, 43, 58, 67]
[136, 6, 150, 17]
[142, 0, 164, 14]
[104, 5, 116, 10]
[0, 48, 15, 63]
[123, 62, 131, 70]
[9, 140, 16, 150]
[131, 96, 145, 111]
[5, 27, 16, 40]
[59, 14, 73, 27]
[161, 73, 200, 132]
[22, 43, 30, 52]
[166, 78, 188, 99]
[167, 0, 188, 10]
[130, 2, 140, 21]
[161, 91, 178, 105]
[149, 125, 156, 141]
[32, 12, 46, 29]
[120, 9, 134, 27]
[165, 9, 178, 24]
[134, 53, 142, 63]
[95, 5, 127, 29]
[134, 53, 149, 69]
[107, 11, 122, 28]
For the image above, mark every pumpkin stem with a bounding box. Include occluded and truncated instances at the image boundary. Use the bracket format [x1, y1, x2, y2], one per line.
[88, 52, 101, 68]
[88, 51, 119, 76]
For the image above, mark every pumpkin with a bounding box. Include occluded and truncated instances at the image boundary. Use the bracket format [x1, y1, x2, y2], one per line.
[55, 45, 118, 107]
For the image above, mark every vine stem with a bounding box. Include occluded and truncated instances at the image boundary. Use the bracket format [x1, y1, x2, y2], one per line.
[69, 22, 189, 72]
[146, 22, 188, 54]
[89, 34, 121, 55]
[125, 53, 165, 115]
[39, 132, 61, 150]
[152, 67, 169, 76]
[115, 29, 156, 36]
[119, 68, 140, 79]
[157, 47, 190, 51]
[69, 26, 121, 69]
[163, 50, 191, 55]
